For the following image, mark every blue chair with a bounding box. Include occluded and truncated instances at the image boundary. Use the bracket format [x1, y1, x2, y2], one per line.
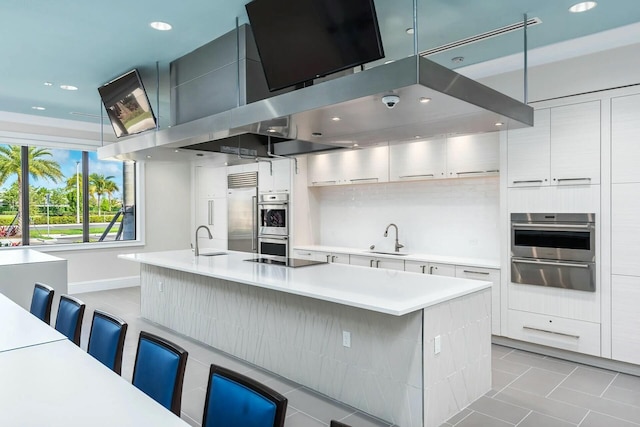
[54, 295, 86, 346]
[202, 364, 288, 427]
[87, 310, 128, 375]
[30, 282, 54, 324]
[330, 421, 352, 427]
[132, 331, 188, 415]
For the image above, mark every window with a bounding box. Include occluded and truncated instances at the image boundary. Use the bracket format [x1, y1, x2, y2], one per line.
[0, 143, 136, 248]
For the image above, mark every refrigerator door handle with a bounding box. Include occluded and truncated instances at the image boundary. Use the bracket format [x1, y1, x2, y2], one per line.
[252, 195, 257, 251]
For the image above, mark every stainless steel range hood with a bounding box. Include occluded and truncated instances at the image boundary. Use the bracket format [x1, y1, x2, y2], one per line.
[98, 55, 532, 161]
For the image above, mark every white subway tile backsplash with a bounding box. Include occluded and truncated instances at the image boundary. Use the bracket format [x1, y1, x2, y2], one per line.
[314, 177, 500, 258]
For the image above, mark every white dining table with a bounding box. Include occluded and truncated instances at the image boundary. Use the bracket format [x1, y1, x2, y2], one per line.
[0, 292, 190, 426]
[0, 292, 65, 353]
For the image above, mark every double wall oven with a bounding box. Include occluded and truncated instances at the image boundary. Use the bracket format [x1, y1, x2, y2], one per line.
[511, 213, 596, 292]
[257, 193, 289, 257]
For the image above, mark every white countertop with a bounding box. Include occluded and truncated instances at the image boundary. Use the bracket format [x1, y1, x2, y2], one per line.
[294, 245, 501, 269]
[0, 248, 65, 267]
[120, 250, 491, 316]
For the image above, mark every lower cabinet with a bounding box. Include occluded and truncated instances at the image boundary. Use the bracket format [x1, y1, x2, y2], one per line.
[349, 255, 405, 271]
[404, 261, 455, 276]
[611, 274, 640, 365]
[292, 250, 349, 264]
[507, 309, 601, 356]
[455, 266, 501, 336]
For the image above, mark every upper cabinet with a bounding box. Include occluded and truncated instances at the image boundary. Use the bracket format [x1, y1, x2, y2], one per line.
[389, 138, 447, 181]
[196, 166, 227, 199]
[307, 146, 389, 186]
[446, 133, 500, 178]
[612, 94, 640, 184]
[507, 101, 601, 187]
[259, 158, 292, 193]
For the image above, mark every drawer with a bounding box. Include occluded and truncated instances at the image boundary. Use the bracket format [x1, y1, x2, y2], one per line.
[456, 266, 500, 336]
[507, 309, 600, 356]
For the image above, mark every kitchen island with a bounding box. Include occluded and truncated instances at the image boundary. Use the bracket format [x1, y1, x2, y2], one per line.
[121, 250, 492, 427]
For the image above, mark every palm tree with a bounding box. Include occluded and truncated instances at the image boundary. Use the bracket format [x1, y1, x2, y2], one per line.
[89, 173, 116, 216]
[103, 179, 120, 212]
[0, 145, 63, 235]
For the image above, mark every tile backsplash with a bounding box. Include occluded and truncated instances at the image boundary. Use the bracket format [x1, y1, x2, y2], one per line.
[313, 177, 500, 259]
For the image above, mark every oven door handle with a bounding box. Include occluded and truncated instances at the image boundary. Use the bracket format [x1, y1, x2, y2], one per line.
[512, 258, 591, 269]
[259, 235, 288, 241]
[258, 201, 288, 206]
[512, 223, 592, 230]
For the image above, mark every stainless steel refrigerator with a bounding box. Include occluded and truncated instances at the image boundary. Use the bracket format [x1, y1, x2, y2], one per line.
[227, 172, 258, 253]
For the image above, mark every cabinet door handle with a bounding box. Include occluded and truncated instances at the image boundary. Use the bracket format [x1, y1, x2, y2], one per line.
[554, 177, 592, 183]
[312, 180, 337, 185]
[512, 258, 591, 269]
[331, 255, 336, 262]
[420, 265, 426, 274]
[370, 259, 374, 268]
[208, 200, 214, 226]
[399, 174, 434, 179]
[513, 179, 544, 184]
[429, 266, 434, 274]
[327, 254, 331, 262]
[463, 270, 490, 275]
[350, 178, 379, 183]
[376, 260, 380, 268]
[523, 326, 580, 339]
[455, 171, 488, 175]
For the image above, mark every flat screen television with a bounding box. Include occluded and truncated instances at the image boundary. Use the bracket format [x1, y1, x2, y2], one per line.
[98, 69, 157, 138]
[245, 0, 385, 92]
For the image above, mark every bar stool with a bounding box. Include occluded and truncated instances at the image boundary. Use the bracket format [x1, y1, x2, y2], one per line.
[29, 282, 54, 324]
[87, 310, 128, 375]
[54, 295, 85, 346]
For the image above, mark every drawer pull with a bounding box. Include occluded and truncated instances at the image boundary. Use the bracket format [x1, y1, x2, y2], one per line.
[298, 252, 311, 256]
[555, 177, 591, 183]
[512, 258, 590, 269]
[350, 178, 379, 183]
[463, 270, 490, 275]
[312, 180, 337, 185]
[513, 179, 544, 184]
[399, 174, 435, 179]
[523, 326, 580, 339]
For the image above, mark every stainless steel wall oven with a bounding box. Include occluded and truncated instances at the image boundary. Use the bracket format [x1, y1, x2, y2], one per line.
[258, 193, 289, 257]
[511, 213, 596, 292]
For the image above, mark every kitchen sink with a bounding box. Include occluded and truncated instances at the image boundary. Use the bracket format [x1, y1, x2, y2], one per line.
[367, 251, 410, 256]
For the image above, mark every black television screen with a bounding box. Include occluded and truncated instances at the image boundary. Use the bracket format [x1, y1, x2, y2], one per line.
[245, 0, 384, 92]
[98, 69, 157, 138]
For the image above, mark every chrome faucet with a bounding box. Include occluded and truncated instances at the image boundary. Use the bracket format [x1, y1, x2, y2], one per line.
[384, 223, 404, 252]
[194, 225, 213, 256]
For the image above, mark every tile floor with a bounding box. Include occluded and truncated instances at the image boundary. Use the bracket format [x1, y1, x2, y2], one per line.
[74, 287, 640, 427]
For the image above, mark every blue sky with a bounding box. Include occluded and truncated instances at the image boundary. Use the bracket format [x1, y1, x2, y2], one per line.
[0, 145, 123, 199]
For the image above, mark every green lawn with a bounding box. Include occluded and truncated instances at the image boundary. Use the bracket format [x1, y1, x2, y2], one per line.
[30, 227, 109, 237]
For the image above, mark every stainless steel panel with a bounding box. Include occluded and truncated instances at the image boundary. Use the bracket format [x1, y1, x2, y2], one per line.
[511, 213, 595, 224]
[227, 186, 257, 253]
[511, 257, 595, 292]
[228, 172, 258, 189]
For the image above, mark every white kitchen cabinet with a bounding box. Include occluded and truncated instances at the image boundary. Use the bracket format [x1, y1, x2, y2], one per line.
[292, 249, 349, 264]
[259, 158, 292, 193]
[612, 183, 640, 277]
[507, 109, 551, 187]
[611, 275, 640, 365]
[446, 132, 500, 178]
[507, 309, 600, 357]
[455, 266, 500, 335]
[404, 261, 455, 276]
[612, 93, 640, 184]
[307, 146, 389, 186]
[349, 254, 404, 270]
[507, 101, 601, 187]
[195, 198, 227, 244]
[389, 138, 447, 182]
[550, 100, 601, 185]
[195, 166, 227, 198]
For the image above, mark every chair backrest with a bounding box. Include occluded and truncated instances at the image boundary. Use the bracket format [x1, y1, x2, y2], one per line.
[132, 331, 188, 416]
[202, 364, 288, 427]
[54, 295, 85, 346]
[330, 421, 352, 427]
[30, 282, 54, 324]
[87, 310, 128, 375]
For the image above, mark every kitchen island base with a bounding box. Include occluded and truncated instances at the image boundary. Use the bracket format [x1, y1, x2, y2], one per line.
[140, 264, 491, 426]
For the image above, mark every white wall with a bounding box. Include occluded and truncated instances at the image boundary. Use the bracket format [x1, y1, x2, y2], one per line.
[311, 177, 500, 259]
[40, 161, 192, 287]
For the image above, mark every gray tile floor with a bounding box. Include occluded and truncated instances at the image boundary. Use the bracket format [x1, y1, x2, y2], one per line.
[73, 287, 640, 427]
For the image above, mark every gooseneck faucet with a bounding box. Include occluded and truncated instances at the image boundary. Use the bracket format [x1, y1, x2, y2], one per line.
[384, 223, 404, 252]
[194, 225, 213, 256]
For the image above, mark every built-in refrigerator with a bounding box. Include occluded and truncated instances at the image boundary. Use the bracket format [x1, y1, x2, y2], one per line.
[227, 172, 258, 253]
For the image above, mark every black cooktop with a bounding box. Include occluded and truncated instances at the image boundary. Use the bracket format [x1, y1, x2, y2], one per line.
[245, 257, 328, 268]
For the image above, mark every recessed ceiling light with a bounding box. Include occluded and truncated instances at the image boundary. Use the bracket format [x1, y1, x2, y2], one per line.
[44, 82, 53, 86]
[495, 122, 504, 127]
[32, 106, 46, 111]
[414, 135, 421, 139]
[331, 116, 341, 121]
[406, 28, 414, 35]
[150, 21, 172, 31]
[267, 128, 277, 133]
[174, 149, 180, 153]
[451, 56, 465, 63]
[353, 143, 359, 147]
[419, 97, 431, 104]
[60, 84, 78, 91]
[146, 155, 152, 159]
[569, 1, 597, 13]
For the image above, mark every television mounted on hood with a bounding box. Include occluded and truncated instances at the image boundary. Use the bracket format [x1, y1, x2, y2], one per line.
[245, 0, 385, 92]
[98, 69, 157, 138]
